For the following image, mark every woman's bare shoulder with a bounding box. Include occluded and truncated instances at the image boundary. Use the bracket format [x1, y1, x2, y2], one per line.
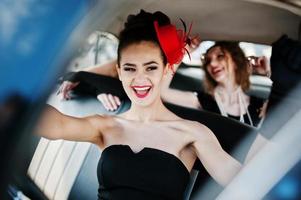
[181, 119, 215, 140]
[88, 114, 122, 132]
[181, 119, 210, 130]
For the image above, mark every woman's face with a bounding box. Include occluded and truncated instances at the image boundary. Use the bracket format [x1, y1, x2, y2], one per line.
[204, 46, 236, 85]
[117, 41, 167, 107]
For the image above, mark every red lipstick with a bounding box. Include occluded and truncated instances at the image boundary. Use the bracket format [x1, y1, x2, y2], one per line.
[131, 85, 152, 99]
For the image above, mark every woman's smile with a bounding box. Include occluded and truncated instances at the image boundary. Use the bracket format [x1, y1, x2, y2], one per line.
[210, 66, 224, 78]
[131, 85, 153, 98]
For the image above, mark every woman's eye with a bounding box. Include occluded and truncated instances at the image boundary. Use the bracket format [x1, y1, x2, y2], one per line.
[124, 67, 136, 72]
[203, 58, 210, 66]
[146, 66, 158, 71]
[217, 54, 225, 59]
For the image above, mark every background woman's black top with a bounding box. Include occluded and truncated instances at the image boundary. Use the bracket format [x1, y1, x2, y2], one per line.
[196, 91, 265, 127]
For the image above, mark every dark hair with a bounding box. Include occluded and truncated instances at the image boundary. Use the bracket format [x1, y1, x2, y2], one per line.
[203, 41, 250, 93]
[117, 10, 170, 66]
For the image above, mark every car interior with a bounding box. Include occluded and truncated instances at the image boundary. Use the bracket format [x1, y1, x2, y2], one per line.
[1, 0, 301, 199]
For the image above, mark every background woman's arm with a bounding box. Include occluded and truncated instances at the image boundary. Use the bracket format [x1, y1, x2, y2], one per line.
[161, 65, 201, 109]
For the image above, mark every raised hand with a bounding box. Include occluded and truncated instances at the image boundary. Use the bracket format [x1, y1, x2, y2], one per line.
[97, 93, 121, 111]
[57, 81, 80, 100]
[186, 34, 201, 54]
[248, 56, 271, 77]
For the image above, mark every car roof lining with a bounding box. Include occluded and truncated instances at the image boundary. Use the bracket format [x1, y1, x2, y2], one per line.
[75, 0, 301, 46]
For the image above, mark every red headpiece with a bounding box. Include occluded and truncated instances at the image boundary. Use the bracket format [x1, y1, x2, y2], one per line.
[154, 19, 192, 72]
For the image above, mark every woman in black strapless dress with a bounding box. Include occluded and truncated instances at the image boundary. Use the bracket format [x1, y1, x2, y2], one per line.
[36, 10, 241, 200]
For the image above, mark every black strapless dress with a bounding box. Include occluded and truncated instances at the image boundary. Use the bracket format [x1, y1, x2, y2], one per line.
[97, 145, 190, 200]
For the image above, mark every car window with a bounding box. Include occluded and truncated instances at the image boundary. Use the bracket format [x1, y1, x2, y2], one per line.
[67, 31, 118, 71]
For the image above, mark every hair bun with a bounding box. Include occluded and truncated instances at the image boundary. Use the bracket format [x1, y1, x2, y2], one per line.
[124, 9, 170, 30]
[117, 10, 170, 66]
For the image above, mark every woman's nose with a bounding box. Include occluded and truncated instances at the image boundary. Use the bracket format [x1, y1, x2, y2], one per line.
[134, 70, 148, 81]
[206, 61, 217, 71]
[209, 59, 219, 67]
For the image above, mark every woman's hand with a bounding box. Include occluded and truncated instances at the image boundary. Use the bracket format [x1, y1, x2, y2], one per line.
[97, 93, 121, 111]
[248, 56, 271, 77]
[57, 81, 80, 100]
[186, 35, 201, 54]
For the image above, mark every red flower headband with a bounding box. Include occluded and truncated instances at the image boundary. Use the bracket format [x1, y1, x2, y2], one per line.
[154, 19, 192, 72]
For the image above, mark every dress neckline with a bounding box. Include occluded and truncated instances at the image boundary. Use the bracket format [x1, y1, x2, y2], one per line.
[102, 144, 191, 176]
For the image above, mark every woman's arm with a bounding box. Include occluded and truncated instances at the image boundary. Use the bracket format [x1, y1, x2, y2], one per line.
[58, 60, 122, 111]
[244, 133, 268, 163]
[192, 123, 241, 186]
[82, 60, 118, 78]
[35, 105, 110, 147]
[161, 88, 201, 109]
[161, 65, 201, 109]
[58, 60, 118, 100]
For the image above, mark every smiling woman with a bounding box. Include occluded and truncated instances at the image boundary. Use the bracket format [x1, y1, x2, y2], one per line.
[1, 0, 300, 199]
[34, 10, 241, 200]
[162, 41, 269, 127]
[117, 42, 166, 106]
